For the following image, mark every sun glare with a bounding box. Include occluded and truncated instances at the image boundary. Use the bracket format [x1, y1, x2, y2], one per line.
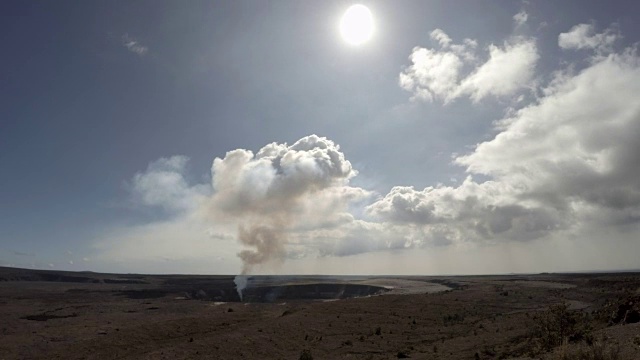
[340, 4, 374, 46]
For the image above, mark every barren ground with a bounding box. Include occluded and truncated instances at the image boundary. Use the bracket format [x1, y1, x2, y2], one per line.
[1, 267, 639, 359]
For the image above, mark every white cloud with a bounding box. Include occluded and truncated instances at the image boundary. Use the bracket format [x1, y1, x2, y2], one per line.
[373, 48, 640, 247]
[131, 156, 209, 213]
[399, 45, 464, 102]
[210, 135, 370, 273]
[96, 135, 371, 274]
[122, 34, 148, 56]
[94, 23, 640, 274]
[94, 156, 238, 272]
[367, 178, 562, 245]
[558, 24, 619, 52]
[513, 11, 528, 27]
[299, 219, 412, 258]
[211, 135, 358, 215]
[457, 40, 538, 102]
[400, 25, 538, 103]
[430, 28, 452, 48]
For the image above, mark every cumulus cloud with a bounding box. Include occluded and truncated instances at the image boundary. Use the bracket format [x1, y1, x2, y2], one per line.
[430, 28, 453, 48]
[209, 135, 370, 273]
[122, 34, 148, 56]
[459, 50, 640, 215]
[97, 135, 371, 274]
[558, 24, 619, 53]
[368, 179, 563, 244]
[399, 44, 464, 102]
[400, 25, 538, 103]
[373, 47, 640, 246]
[303, 220, 412, 258]
[457, 40, 538, 102]
[211, 135, 357, 215]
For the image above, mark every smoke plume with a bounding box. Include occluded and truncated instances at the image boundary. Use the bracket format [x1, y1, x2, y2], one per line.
[237, 223, 287, 274]
[210, 135, 362, 288]
[233, 274, 248, 301]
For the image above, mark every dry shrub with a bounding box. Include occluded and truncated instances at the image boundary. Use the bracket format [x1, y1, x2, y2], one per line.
[299, 349, 313, 360]
[529, 303, 593, 353]
[553, 341, 620, 360]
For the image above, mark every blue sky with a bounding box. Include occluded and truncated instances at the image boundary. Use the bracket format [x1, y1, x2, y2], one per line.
[2, 0, 640, 274]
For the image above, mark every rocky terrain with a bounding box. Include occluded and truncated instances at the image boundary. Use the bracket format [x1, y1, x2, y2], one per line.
[1, 266, 639, 359]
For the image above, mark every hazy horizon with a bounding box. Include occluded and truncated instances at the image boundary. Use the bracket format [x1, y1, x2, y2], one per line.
[3, 264, 640, 278]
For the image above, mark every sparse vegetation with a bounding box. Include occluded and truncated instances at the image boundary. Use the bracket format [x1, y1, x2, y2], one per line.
[298, 349, 313, 360]
[443, 313, 465, 325]
[482, 346, 496, 357]
[529, 303, 593, 354]
[553, 342, 620, 360]
[4, 267, 640, 359]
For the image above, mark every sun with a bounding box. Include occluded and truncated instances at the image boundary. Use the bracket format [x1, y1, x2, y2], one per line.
[340, 4, 374, 46]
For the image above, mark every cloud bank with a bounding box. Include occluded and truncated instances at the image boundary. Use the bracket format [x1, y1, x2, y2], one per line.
[95, 20, 640, 274]
[372, 48, 640, 247]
